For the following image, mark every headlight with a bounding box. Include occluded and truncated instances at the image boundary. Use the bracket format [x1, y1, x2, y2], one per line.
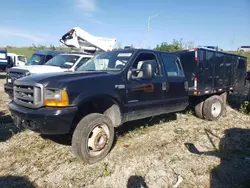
[25, 72, 31, 76]
[44, 88, 69, 107]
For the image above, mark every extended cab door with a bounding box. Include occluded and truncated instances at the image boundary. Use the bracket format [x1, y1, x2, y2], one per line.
[124, 51, 166, 121]
[160, 53, 189, 112]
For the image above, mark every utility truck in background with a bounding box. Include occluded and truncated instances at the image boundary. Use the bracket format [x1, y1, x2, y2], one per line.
[59, 27, 116, 53]
[4, 27, 117, 99]
[8, 47, 248, 164]
[7, 53, 27, 67]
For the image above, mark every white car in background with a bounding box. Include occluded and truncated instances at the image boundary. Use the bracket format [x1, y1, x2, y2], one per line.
[7, 52, 93, 77]
[238, 46, 250, 52]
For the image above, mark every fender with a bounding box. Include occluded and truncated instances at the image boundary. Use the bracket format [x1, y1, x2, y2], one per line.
[72, 92, 123, 127]
[72, 91, 123, 109]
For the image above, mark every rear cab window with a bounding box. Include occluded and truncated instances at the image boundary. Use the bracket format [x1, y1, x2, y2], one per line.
[161, 53, 184, 77]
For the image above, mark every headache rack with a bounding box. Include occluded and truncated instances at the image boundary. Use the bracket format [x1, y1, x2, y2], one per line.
[14, 82, 44, 108]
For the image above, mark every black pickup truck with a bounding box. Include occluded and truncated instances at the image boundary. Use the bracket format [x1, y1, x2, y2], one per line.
[8, 48, 247, 164]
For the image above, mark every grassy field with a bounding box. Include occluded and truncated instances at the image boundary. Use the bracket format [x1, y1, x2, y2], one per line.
[227, 51, 250, 69]
[5, 46, 71, 59]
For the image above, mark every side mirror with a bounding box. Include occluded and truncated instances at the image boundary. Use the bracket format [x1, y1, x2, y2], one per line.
[141, 63, 153, 80]
[127, 70, 133, 82]
[127, 63, 153, 81]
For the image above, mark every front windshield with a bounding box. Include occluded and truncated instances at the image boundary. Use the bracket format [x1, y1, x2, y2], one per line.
[77, 51, 133, 72]
[45, 55, 80, 69]
[26, 54, 45, 65]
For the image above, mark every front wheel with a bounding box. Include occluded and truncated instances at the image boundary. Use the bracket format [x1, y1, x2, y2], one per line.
[72, 113, 115, 164]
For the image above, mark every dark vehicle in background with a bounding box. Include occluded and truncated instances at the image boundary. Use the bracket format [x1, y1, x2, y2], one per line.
[26, 50, 65, 66]
[8, 48, 247, 164]
[0, 49, 8, 71]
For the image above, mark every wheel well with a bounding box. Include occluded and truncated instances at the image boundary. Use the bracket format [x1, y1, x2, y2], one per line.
[72, 97, 121, 130]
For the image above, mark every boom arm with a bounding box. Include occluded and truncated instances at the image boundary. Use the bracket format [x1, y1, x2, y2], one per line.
[59, 27, 116, 53]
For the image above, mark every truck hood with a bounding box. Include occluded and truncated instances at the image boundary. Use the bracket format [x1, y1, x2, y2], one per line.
[15, 71, 113, 87]
[11, 65, 69, 74]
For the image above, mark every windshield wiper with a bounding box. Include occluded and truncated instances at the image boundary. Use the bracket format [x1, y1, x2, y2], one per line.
[77, 69, 96, 71]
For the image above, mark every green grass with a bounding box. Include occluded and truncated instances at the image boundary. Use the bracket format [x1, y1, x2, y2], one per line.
[226, 51, 250, 69]
[5, 46, 71, 59]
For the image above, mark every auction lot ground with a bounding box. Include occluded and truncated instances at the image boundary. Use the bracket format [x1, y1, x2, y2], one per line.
[1, 72, 250, 188]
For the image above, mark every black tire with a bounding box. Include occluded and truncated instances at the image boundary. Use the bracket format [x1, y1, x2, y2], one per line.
[72, 113, 115, 164]
[195, 101, 204, 119]
[203, 95, 224, 121]
[220, 92, 228, 117]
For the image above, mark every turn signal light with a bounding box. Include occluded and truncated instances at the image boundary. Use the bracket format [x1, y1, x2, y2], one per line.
[44, 90, 69, 107]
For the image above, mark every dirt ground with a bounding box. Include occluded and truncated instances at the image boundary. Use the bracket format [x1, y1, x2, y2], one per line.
[1, 73, 250, 188]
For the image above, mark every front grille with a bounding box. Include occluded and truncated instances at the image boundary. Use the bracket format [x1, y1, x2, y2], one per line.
[14, 83, 43, 108]
[9, 71, 25, 77]
[7, 70, 29, 85]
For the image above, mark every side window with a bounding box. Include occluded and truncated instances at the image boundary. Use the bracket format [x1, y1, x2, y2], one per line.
[131, 52, 160, 79]
[45, 55, 53, 62]
[162, 54, 184, 77]
[18, 56, 25, 62]
[75, 57, 90, 70]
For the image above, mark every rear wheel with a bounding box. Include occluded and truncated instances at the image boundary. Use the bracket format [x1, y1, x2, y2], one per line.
[203, 95, 224, 121]
[220, 92, 228, 117]
[195, 101, 204, 119]
[72, 113, 115, 164]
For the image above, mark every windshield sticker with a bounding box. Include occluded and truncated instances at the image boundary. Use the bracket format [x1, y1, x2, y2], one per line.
[117, 53, 132, 57]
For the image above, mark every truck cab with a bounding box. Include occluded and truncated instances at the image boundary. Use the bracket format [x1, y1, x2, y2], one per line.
[7, 53, 27, 67]
[8, 49, 188, 164]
